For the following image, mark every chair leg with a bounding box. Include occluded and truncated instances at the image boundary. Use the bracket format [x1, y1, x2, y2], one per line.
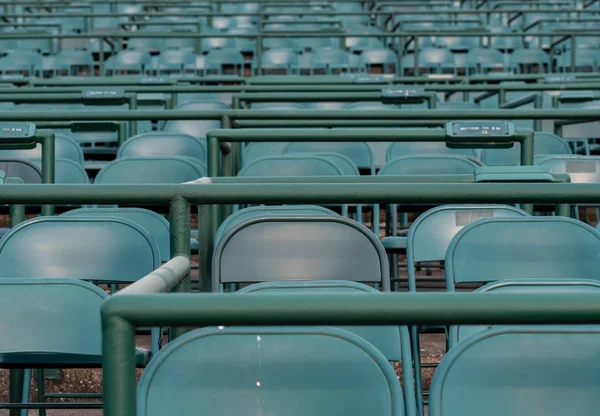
[36, 369, 46, 416]
[9, 369, 24, 416]
[20, 369, 32, 416]
[410, 326, 424, 414]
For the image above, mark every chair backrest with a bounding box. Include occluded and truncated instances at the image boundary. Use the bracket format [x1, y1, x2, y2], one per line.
[237, 155, 345, 177]
[204, 48, 245, 74]
[105, 50, 152, 75]
[359, 49, 398, 73]
[310, 153, 360, 175]
[406, 205, 529, 289]
[261, 48, 298, 73]
[481, 132, 572, 166]
[429, 325, 600, 416]
[556, 48, 599, 72]
[0, 158, 42, 183]
[2, 133, 83, 165]
[238, 281, 403, 359]
[164, 100, 230, 139]
[39, 158, 89, 184]
[118, 133, 207, 163]
[52, 50, 94, 76]
[386, 141, 477, 161]
[379, 156, 480, 175]
[284, 141, 374, 173]
[95, 156, 207, 184]
[215, 205, 339, 245]
[236, 280, 416, 415]
[212, 216, 390, 291]
[450, 278, 600, 346]
[0, 217, 159, 283]
[61, 207, 170, 262]
[466, 47, 506, 73]
[310, 47, 350, 72]
[155, 50, 197, 74]
[510, 48, 550, 73]
[445, 217, 600, 289]
[537, 155, 600, 183]
[0, 278, 105, 355]
[137, 326, 405, 416]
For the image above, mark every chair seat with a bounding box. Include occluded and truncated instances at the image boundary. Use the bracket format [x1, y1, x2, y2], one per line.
[381, 236, 407, 253]
[0, 347, 151, 368]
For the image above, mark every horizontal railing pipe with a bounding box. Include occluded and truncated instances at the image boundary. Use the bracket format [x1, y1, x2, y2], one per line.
[0, 109, 597, 121]
[115, 256, 191, 296]
[3, 183, 600, 205]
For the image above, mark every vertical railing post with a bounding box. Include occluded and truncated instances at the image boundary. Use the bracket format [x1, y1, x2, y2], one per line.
[128, 94, 137, 137]
[520, 130, 535, 214]
[102, 314, 136, 416]
[169, 196, 191, 339]
[534, 93, 543, 131]
[40, 131, 55, 216]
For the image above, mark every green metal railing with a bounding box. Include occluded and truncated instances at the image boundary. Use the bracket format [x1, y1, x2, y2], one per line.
[205, 126, 534, 176]
[0, 92, 140, 136]
[231, 90, 438, 110]
[101, 289, 600, 416]
[4, 180, 600, 290]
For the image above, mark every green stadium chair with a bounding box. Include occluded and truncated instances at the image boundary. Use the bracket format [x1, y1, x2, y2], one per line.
[510, 48, 550, 73]
[309, 152, 360, 175]
[0, 217, 159, 283]
[95, 156, 207, 184]
[105, 50, 152, 76]
[237, 280, 417, 416]
[359, 49, 398, 74]
[164, 100, 230, 139]
[204, 48, 247, 76]
[31, 157, 89, 184]
[0, 278, 149, 413]
[137, 326, 406, 416]
[61, 207, 170, 262]
[212, 216, 390, 291]
[0, 159, 42, 183]
[0, 51, 43, 77]
[465, 47, 506, 74]
[481, 132, 572, 166]
[284, 141, 375, 174]
[154, 50, 197, 75]
[386, 141, 477, 161]
[52, 50, 94, 77]
[449, 278, 600, 347]
[0, 132, 83, 165]
[445, 217, 600, 291]
[310, 47, 350, 74]
[237, 154, 345, 177]
[430, 326, 600, 416]
[260, 48, 299, 75]
[215, 205, 339, 246]
[118, 133, 207, 163]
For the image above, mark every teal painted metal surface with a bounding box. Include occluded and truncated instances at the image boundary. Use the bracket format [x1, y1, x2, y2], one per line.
[136, 326, 406, 416]
[1, 182, 600, 205]
[0, 217, 159, 283]
[0, 128, 55, 215]
[0, 109, 595, 122]
[430, 326, 600, 416]
[8, 80, 600, 94]
[449, 279, 600, 347]
[445, 217, 600, 287]
[101, 289, 600, 415]
[212, 216, 389, 291]
[61, 208, 171, 263]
